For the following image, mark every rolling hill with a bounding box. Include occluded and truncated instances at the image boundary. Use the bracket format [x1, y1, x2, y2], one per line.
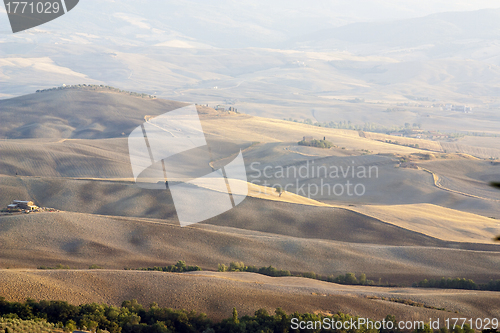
[0, 211, 499, 284]
[3, 8, 500, 131]
[1, 89, 499, 322]
[0, 88, 186, 139]
[2, 0, 500, 324]
[1, 269, 500, 321]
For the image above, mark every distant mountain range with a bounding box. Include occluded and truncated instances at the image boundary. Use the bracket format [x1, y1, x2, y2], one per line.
[1, 4, 500, 131]
[291, 8, 500, 48]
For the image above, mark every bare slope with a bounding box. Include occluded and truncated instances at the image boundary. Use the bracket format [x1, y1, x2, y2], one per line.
[2, 174, 499, 245]
[0, 212, 499, 284]
[0, 138, 132, 178]
[421, 159, 500, 202]
[1, 90, 499, 246]
[1, 269, 500, 321]
[0, 89, 186, 139]
[1, 174, 498, 247]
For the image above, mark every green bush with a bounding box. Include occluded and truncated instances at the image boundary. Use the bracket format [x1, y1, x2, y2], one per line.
[221, 262, 291, 277]
[0, 317, 55, 333]
[414, 277, 480, 290]
[138, 260, 202, 273]
[298, 139, 333, 148]
[0, 298, 407, 333]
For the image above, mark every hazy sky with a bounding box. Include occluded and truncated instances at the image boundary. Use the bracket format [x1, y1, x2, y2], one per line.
[332, 0, 500, 19]
[1, 0, 500, 32]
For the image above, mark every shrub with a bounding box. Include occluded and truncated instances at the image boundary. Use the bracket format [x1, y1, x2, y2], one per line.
[138, 261, 202, 273]
[298, 139, 333, 149]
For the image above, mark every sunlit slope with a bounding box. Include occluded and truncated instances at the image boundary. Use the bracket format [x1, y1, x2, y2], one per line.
[352, 204, 500, 244]
[200, 115, 435, 155]
[2, 174, 498, 245]
[181, 175, 500, 244]
[240, 144, 500, 218]
[441, 141, 500, 160]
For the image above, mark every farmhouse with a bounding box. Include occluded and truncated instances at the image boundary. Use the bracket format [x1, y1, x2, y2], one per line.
[428, 131, 448, 139]
[7, 200, 39, 211]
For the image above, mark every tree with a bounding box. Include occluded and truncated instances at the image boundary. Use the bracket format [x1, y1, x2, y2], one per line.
[229, 262, 246, 272]
[87, 320, 99, 332]
[150, 322, 169, 333]
[175, 260, 187, 272]
[254, 308, 269, 319]
[359, 273, 367, 285]
[108, 322, 122, 333]
[275, 308, 288, 333]
[64, 319, 77, 332]
[232, 308, 239, 324]
[344, 273, 358, 285]
[381, 315, 397, 333]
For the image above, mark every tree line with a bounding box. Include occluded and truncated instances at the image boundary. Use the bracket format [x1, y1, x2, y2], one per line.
[414, 277, 500, 291]
[218, 262, 377, 286]
[36, 260, 500, 292]
[3, 298, 496, 333]
[128, 261, 202, 273]
[218, 262, 292, 277]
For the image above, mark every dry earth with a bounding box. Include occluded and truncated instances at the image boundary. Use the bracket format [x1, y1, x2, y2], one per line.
[1, 90, 499, 321]
[0, 211, 499, 285]
[0, 269, 499, 322]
